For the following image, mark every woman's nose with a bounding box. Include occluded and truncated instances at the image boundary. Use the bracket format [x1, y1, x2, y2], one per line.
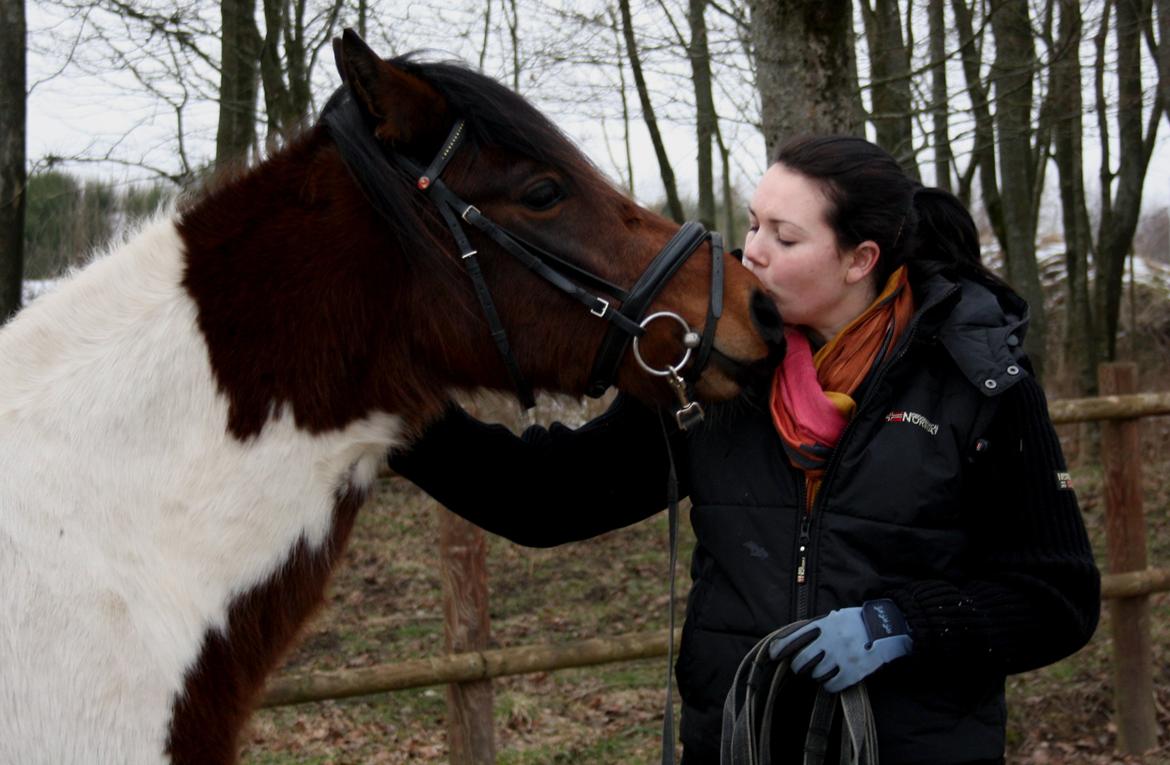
[741, 239, 766, 270]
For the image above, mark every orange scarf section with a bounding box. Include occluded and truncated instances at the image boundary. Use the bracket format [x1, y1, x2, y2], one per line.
[770, 266, 915, 510]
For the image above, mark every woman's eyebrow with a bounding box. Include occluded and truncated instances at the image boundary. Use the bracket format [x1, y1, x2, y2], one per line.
[753, 212, 807, 234]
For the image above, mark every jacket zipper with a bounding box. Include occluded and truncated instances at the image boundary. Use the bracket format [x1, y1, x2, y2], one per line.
[788, 283, 956, 622]
[795, 508, 812, 619]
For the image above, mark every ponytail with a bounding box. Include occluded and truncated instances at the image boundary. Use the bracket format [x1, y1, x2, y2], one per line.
[904, 187, 1008, 291]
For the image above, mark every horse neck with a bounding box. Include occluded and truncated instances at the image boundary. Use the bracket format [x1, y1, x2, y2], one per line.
[178, 128, 468, 439]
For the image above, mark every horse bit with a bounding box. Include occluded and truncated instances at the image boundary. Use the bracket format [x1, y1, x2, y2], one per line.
[321, 87, 724, 430]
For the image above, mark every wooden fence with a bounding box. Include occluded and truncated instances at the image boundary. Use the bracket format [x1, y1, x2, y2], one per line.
[261, 363, 1170, 758]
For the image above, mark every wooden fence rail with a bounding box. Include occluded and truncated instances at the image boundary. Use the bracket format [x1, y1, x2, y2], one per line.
[262, 374, 1169, 756]
[261, 567, 1170, 708]
[263, 630, 680, 708]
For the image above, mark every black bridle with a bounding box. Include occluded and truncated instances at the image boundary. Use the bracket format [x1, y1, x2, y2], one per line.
[320, 86, 724, 428]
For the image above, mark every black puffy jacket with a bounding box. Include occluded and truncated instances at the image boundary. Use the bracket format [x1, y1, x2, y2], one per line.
[389, 272, 1100, 764]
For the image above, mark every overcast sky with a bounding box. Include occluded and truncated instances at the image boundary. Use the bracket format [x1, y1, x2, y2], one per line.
[25, 0, 1170, 231]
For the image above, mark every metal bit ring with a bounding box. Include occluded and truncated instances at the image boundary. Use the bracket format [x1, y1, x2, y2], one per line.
[632, 311, 695, 377]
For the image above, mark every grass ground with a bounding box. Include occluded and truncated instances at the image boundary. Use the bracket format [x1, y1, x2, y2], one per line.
[240, 405, 1170, 765]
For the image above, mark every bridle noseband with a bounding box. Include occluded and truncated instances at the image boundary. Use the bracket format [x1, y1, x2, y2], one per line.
[321, 87, 724, 429]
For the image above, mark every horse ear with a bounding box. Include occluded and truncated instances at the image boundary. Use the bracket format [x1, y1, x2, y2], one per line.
[334, 28, 447, 144]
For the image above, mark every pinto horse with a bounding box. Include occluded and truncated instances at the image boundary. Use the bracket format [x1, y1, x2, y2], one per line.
[0, 31, 774, 764]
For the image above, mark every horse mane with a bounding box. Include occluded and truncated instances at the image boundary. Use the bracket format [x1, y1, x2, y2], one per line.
[185, 54, 613, 273]
[326, 53, 614, 260]
[391, 54, 604, 183]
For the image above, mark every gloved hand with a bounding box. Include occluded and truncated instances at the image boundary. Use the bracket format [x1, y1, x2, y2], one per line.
[768, 599, 913, 693]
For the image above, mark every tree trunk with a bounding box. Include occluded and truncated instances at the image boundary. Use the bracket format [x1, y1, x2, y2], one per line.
[990, 0, 1048, 378]
[1051, 0, 1097, 394]
[607, 7, 635, 194]
[0, 0, 25, 323]
[952, 0, 1007, 250]
[1157, 0, 1170, 126]
[478, 0, 492, 71]
[860, 0, 919, 176]
[619, 0, 685, 222]
[282, 0, 313, 122]
[259, 0, 338, 144]
[1095, 0, 1161, 360]
[505, 0, 520, 93]
[748, 0, 864, 159]
[216, 0, 261, 167]
[260, 0, 293, 145]
[715, 118, 737, 246]
[689, 0, 717, 229]
[928, 0, 953, 192]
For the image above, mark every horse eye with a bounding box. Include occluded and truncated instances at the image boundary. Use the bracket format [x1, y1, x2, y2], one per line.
[521, 180, 564, 211]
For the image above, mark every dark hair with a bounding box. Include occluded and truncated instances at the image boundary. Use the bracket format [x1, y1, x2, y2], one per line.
[773, 135, 1000, 290]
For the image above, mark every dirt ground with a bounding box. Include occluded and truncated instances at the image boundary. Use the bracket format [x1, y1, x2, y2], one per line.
[239, 408, 1170, 765]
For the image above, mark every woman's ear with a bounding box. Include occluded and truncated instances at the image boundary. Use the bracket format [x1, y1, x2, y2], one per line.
[333, 28, 448, 145]
[844, 240, 880, 285]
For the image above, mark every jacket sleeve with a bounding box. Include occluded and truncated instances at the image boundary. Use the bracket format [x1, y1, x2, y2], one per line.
[387, 394, 685, 547]
[888, 375, 1101, 675]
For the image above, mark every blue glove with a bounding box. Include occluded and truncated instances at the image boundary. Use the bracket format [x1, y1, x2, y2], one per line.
[768, 599, 913, 693]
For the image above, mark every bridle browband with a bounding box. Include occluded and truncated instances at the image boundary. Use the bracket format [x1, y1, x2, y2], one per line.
[320, 85, 724, 428]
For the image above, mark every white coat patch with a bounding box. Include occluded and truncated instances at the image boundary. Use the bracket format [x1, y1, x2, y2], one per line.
[0, 217, 404, 763]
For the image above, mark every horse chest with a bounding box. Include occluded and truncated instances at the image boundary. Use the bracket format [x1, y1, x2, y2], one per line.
[0, 223, 404, 762]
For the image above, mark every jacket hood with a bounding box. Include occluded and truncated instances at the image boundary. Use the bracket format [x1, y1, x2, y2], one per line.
[915, 271, 1030, 397]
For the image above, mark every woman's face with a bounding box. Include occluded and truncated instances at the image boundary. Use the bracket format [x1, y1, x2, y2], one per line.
[742, 164, 877, 341]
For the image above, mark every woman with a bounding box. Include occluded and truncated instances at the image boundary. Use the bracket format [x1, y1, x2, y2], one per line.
[389, 136, 1100, 764]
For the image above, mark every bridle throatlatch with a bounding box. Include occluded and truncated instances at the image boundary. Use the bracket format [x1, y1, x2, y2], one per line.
[320, 86, 724, 429]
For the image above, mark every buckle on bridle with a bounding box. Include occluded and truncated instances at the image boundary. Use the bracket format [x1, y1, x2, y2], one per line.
[590, 298, 609, 318]
[461, 204, 480, 223]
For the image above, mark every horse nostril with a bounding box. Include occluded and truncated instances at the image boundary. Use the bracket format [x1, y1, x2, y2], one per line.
[749, 290, 787, 360]
[750, 289, 781, 332]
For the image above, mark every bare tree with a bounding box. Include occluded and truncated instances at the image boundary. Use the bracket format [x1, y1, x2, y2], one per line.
[1050, 0, 1096, 392]
[619, 0, 685, 221]
[859, 0, 919, 176]
[0, 0, 25, 321]
[748, 0, 864, 158]
[689, 0, 717, 228]
[952, 0, 1006, 245]
[1093, 0, 1164, 361]
[927, 0, 953, 191]
[1151, 0, 1170, 130]
[1158, 0, 1170, 125]
[990, 0, 1050, 376]
[649, 0, 720, 225]
[610, 7, 636, 194]
[217, 0, 262, 166]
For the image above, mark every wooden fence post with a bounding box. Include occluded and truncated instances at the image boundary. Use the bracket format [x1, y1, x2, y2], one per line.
[1098, 362, 1157, 754]
[436, 506, 496, 764]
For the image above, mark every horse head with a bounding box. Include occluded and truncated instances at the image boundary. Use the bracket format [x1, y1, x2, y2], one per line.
[307, 30, 779, 424]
